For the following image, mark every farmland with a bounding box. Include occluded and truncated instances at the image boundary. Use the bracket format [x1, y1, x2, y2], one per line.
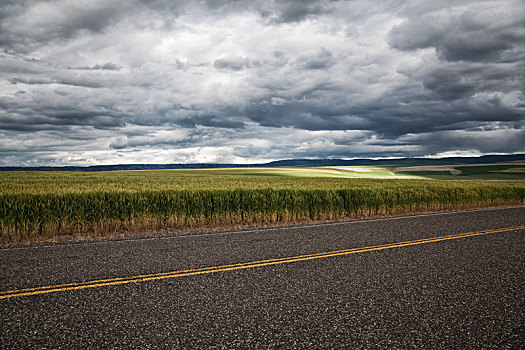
[1, 166, 525, 244]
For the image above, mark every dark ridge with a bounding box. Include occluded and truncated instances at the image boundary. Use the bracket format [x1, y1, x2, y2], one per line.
[265, 154, 525, 167]
[1, 154, 524, 171]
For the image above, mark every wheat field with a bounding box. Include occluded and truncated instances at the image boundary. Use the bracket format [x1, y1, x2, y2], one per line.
[1, 169, 524, 244]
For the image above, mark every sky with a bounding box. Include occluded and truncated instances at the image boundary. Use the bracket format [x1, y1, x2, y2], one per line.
[0, 0, 524, 166]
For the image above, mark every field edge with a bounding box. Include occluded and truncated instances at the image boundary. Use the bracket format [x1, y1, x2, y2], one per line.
[2, 202, 523, 247]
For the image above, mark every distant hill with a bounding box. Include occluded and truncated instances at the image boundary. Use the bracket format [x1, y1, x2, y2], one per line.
[1, 154, 524, 172]
[265, 154, 525, 167]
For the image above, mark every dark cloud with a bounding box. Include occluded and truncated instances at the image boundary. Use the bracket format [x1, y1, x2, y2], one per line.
[7, 77, 105, 88]
[74, 63, 122, 71]
[214, 57, 251, 71]
[388, 2, 525, 62]
[0, 1, 136, 52]
[297, 48, 335, 70]
[109, 129, 188, 150]
[402, 127, 525, 155]
[267, 0, 332, 23]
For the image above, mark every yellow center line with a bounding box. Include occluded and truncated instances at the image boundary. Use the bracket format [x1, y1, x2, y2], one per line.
[1, 225, 523, 300]
[0, 228, 497, 295]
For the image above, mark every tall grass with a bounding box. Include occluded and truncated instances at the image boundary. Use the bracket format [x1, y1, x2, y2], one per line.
[1, 170, 524, 243]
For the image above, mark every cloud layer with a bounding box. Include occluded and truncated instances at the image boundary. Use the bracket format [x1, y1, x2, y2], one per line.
[0, 0, 524, 166]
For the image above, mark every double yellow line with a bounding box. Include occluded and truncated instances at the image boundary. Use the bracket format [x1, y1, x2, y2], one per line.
[1, 225, 524, 300]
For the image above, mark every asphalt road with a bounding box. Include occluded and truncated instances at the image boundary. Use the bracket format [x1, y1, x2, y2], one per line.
[1, 207, 524, 348]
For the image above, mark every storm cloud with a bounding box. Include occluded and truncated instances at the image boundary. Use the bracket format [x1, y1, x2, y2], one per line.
[0, 0, 524, 166]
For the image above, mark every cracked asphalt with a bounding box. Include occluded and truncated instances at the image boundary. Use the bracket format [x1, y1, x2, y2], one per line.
[1, 207, 524, 348]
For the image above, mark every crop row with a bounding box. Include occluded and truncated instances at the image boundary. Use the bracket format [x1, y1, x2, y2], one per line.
[2, 183, 524, 243]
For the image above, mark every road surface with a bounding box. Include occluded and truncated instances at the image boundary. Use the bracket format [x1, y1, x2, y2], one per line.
[1, 207, 524, 348]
